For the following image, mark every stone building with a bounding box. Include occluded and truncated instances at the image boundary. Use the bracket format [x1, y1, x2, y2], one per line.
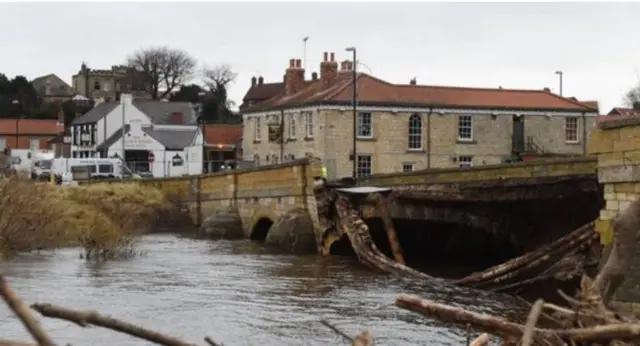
[240, 52, 599, 180]
[71, 63, 148, 103]
[31, 74, 75, 103]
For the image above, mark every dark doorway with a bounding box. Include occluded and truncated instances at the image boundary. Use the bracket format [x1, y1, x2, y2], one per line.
[512, 115, 525, 154]
[125, 149, 151, 173]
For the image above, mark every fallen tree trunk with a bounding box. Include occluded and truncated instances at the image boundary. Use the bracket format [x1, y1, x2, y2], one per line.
[333, 194, 432, 280]
[453, 222, 594, 286]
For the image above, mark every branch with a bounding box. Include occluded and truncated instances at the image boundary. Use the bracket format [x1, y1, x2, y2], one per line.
[30, 302, 196, 346]
[0, 276, 55, 346]
[521, 299, 544, 346]
[352, 330, 373, 346]
[0, 340, 37, 346]
[469, 333, 490, 346]
[319, 319, 353, 343]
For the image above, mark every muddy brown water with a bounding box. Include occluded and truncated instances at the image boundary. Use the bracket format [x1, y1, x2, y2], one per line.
[1, 234, 530, 345]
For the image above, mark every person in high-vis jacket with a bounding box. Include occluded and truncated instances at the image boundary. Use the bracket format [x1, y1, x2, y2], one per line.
[321, 166, 328, 184]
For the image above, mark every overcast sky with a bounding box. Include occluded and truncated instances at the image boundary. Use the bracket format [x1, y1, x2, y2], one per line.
[0, 2, 638, 113]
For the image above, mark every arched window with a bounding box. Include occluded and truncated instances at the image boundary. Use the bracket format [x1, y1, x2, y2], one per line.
[408, 114, 422, 150]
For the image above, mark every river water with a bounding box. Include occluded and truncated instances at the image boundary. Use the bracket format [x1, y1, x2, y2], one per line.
[1, 234, 529, 345]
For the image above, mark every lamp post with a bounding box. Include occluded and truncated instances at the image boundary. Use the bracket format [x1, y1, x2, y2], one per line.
[345, 46, 357, 179]
[555, 70, 563, 96]
[196, 91, 206, 173]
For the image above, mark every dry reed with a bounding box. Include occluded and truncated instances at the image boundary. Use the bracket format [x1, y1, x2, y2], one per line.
[0, 176, 173, 260]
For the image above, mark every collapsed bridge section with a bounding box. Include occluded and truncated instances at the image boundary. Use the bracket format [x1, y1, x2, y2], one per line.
[317, 171, 603, 299]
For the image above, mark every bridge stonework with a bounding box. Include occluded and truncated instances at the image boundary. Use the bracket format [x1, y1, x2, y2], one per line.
[139, 158, 324, 253]
[589, 117, 640, 311]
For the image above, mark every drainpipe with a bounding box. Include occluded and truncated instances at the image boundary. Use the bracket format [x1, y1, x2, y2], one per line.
[426, 107, 433, 168]
[581, 111, 587, 155]
[280, 109, 285, 162]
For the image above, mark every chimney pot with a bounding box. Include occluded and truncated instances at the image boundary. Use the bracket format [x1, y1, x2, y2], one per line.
[289, 59, 295, 68]
[330, 52, 335, 62]
[543, 87, 551, 92]
[295, 59, 302, 68]
[258, 76, 264, 85]
[311, 72, 318, 81]
[251, 76, 257, 87]
[323, 52, 328, 62]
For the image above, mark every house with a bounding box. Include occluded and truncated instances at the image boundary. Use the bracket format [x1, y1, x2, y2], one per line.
[71, 63, 149, 103]
[202, 124, 243, 172]
[70, 94, 203, 177]
[0, 119, 63, 152]
[31, 74, 75, 103]
[606, 103, 640, 117]
[240, 52, 599, 179]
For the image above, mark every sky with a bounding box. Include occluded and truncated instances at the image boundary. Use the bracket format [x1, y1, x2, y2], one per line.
[0, 2, 639, 113]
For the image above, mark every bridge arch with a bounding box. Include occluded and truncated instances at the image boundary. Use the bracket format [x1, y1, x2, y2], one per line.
[248, 208, 278, 241]
[250, 217, 274, 241]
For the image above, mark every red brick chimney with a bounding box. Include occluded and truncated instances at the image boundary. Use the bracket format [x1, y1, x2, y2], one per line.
[170, 112, 184, 124]
[284, 58, 305, 95]
[320, 52, 338, 86]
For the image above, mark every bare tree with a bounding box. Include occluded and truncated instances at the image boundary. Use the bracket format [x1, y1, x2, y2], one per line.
[624, 85, 640, 107]
[127, 46, 196, 100]
[202, 64, 236, 90]
[202, 64, 237, 109]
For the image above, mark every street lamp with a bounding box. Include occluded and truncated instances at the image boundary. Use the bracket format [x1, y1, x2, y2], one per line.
[196, 91, 206, 173]
[345, 46, 357, 179]
[555, 70, 563, 96]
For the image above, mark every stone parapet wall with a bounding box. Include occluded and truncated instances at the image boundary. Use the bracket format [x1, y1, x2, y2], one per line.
[588, 116, 640, 303]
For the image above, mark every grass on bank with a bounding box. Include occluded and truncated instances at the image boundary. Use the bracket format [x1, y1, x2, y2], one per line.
[0, 177, 176, 260]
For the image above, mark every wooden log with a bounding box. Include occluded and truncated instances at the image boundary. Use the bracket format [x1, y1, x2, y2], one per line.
[0, 276, 55, 346]
[333, 195, 431, 280]
[371, 192, 406, 265]
[0, 340, 37, 346]
[469, 333, 490, 346]
[473, 230, 596, 289]
[453, 222, 594, 286]
[31, 303, 196, 346]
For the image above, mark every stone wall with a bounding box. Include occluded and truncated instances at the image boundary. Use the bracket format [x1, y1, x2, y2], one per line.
[357, 156, 597, 187]
[588, 117, 640, 306]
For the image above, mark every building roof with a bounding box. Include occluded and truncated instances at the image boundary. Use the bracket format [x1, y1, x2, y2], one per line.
[203, 124, 242, 146]
[96, 125, 197, 151]
[0, 119, 63, 135]
[31, 74, 74, 97]
[72, 101, 197, 125]
[241, 72, 598, 114]
[607, 107, 640, 117]
[142, 127, 197, 150]
[96, 125, 131, 150]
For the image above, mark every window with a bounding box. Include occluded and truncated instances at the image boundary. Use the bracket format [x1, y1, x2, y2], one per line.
[73, 126, 80, 145]
[272, 154, 279, 164]
[94, 80, 101, 91]
[459, 155, 473, 168]
[458, 115, 473, 141]
[402, 163, 414, 172]
[29, 138, 40, 150]
[103, 82, 110, 92]
[253, 154, 260, 166]
[288, 113, 296, 139]
[408, 114, 422, 150]
[565, 117, 579, 143]
[356, 154, 372, 177]
[357, 112, 373, 138]
[90, 124, 96, 144]
[305, 112, 314, 138]
[254, 117, 262, 141]
[98, 164, 114, 173]
[0, 136, 5, 150]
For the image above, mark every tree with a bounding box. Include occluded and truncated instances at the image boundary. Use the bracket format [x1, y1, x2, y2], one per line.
[169, 84, 205, 103]
[201, 65, 240, 124]
[0, 74, 43, 118]
[126, 46, 197, 100]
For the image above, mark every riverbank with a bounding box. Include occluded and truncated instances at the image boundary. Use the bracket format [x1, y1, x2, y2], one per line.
[0, 177, 177, 259]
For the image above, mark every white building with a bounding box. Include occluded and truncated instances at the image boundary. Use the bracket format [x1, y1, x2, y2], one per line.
[70, 94, 203, 177]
